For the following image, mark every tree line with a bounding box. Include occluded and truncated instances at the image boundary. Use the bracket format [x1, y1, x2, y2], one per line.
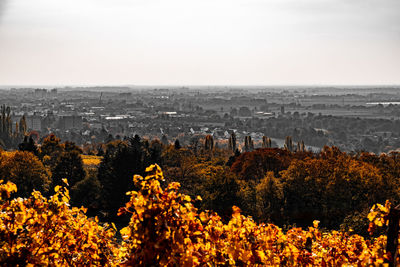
[1, 132, 400, 236]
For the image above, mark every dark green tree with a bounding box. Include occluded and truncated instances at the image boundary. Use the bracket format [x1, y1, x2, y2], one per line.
[18, 136, 38, 155]
[97, 136, 152, 221]
[174, 139, 181, 149]
[51, 148, 86, 188]
[39, 134, 63, 162]
[149, 139, 163, 165]
[70, 168, 102, 217]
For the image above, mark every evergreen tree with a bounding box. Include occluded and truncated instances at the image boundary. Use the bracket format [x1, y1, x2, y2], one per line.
[174, 139, 181, 150]
[97, 145, 105, 156]
[226, 149, 241, 167]
[97, 136, 152, 221]
[51, 148, 86, 188]
[18, 136, 38, 155]
[149, 139, 163, 165]
[228, 132, 237, 153]
[70, 168, 102, 217]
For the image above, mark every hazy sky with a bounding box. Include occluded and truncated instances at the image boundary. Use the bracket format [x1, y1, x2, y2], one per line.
[0, 0, 399, 86]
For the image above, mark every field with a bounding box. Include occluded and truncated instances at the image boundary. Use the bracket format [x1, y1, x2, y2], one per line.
[81, 155, 102, 167]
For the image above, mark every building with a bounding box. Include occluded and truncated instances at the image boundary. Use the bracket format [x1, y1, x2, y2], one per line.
[59, 115, 83, 130]
[34, 89, 47, 98]
[50, 89, 58, 97]
[26, 115, 42, 131]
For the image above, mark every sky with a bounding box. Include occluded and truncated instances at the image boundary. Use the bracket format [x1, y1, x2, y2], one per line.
[0, 0, 399, 86]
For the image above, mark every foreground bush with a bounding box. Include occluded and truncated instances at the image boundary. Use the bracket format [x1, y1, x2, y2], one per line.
[0, 165, 392, 266]
[0, 179, 117, 266]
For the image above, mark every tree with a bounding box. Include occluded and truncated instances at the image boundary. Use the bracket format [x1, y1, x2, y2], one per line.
[174, 139, 181, 149]
[255, 172, 283, 223]
[105, 134, 114, 144]
[97, 144, 105, 156]
[231, 148, 294, 180]
[228, 132, 237, 153]
[296, 140, 306, 152]
[39, 134, 63, 163]
[19, 115, 27, 136]
[281, 154, 390, 228]
[244, 136, 254, 152]
[0, 105, 11, 140]
[97, 137, 152, 221]
[284, 136, 294, 151]
[40, 138, 85, 189]
[0, 167, 392, 265]
[195, 164, 239, 220]
[18, 135, 38, 155]
[63, 141, 83, 154]
[161, 145, 198, 194]
[262, 136, 272, 148]
[0, 151, 51, 197]
[70, 168, 102, 217]
[226, 149, 241, 167]
[51, 148, 86, 188]
[189, 135, 201, 153]
[149, 139, 163, 165]
[204, 135, 214, 151]
[0, 105, 23, 149]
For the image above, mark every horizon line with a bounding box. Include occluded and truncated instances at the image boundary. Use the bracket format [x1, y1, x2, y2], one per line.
[1, 84, 400, 89]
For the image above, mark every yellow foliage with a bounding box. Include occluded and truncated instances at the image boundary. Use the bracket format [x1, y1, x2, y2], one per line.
[81, 155, 102, 167]
[0, 179, 117, 265]
[116, 164, 389, 266]
[0, 165, 395, 266]
[368, 200, 391, 228]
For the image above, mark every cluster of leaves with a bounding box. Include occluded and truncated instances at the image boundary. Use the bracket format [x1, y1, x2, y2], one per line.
[0, 179, 117, 266]
[0, 165, 393, 266]
[366, 200, 400, 264]
[368, 200, 391, 233]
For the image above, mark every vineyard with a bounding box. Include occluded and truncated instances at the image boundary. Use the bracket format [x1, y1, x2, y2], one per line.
[0, 164, 397, 266]
[81, 155, 103, 168]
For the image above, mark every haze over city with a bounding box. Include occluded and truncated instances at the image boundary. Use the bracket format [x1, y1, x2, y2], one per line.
[0, 0, 399, 86]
